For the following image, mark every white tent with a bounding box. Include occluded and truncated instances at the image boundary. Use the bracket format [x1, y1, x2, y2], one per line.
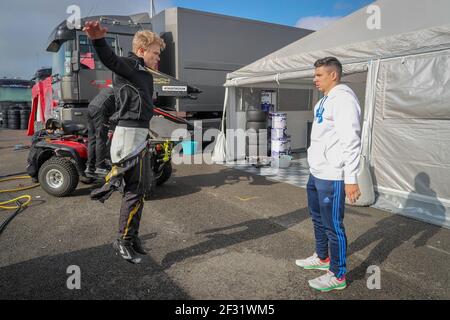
[220, 0, 450, 228]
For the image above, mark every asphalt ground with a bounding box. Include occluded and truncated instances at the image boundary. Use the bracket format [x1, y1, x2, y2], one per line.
[0, 129, 449, 300]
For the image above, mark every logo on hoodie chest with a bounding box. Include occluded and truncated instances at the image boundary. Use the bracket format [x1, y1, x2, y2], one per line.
[316, 107, 325, 124]
[315, 96, 328, 124]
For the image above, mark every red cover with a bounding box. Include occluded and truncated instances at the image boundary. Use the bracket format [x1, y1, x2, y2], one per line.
[27, 77, 54, 136]
[49, 140, 88, 159]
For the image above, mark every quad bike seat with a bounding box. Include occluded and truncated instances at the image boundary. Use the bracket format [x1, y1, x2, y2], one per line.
[61, 121, 87, 135]
[45, 118, 87, 135]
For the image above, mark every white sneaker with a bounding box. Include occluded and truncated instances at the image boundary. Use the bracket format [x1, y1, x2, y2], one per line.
[295, 253, 330, 270]
[308, 271, 347, 292]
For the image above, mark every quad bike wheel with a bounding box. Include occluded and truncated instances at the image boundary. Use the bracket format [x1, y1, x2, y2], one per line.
[38, 157, 79, 197]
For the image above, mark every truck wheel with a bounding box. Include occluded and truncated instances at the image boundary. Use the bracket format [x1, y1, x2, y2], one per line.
[38, 157, 79, 197]
[156, 162, 172, 186]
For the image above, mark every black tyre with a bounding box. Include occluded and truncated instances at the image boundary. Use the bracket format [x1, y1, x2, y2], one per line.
[156, 162, 172, 186]
[246, 110, 266, 122]
[20, 122, 29, 129]
[8, 110, 19, 118]
[38, 157, 79, 197]
[246, 121, 267, 131]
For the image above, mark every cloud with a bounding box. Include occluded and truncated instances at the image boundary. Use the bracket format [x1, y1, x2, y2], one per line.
[295, 16, 342, 31]
[0, 0, 173, 79]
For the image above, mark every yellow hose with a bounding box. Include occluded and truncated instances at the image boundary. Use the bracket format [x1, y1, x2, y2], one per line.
[0, 195, 32, 210]
[0, 176, 39, 210]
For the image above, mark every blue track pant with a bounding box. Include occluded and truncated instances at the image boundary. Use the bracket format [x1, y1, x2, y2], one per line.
[307, 174, 347, 279]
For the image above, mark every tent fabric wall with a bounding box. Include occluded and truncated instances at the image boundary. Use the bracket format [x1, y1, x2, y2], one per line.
[370, 51, 450, 227]
[372, 51, 450, 199]
[211, 87, 229, 163]
[224, 87, 248, 162]
[382, 51, 450, 119]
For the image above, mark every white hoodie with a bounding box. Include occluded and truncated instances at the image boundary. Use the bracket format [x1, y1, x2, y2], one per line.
[307, 84, 361, 184]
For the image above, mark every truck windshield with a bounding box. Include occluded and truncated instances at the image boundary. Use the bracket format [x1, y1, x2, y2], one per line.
[79, 35, 116, 70]
[52, 41, 73, 77]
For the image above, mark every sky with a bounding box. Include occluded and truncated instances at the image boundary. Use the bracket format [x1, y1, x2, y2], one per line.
[0, 0, 374, 80]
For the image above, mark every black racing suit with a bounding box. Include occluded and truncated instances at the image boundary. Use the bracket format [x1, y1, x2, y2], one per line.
[87, 87, 116, 170]
[92, 38, 154, 242]
[92, 38, 154, 128]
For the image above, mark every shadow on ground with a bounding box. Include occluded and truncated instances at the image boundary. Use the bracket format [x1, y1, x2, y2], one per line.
[347, 172, 446, 284]
[71, 167, 279, 201]
[162, 208, 309, 269]
[154, 167, 279, 201]
[0, 233, 190, 300]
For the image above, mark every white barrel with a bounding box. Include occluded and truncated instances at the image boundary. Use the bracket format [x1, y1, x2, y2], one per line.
[271, 128, 287, 140]
[271, 138, 289, 157]
[271, 112, 287, 129]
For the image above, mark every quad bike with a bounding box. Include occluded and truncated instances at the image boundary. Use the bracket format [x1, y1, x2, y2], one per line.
[27, 119, 174, 197]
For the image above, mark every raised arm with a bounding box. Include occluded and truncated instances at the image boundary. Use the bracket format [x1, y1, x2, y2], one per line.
[83, 21, 134, 79]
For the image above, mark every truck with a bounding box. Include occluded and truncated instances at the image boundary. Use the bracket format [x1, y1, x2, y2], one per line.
[45, 7, 313, 133]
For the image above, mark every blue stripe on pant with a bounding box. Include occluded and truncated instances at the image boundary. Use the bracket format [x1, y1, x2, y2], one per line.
[307, 174, 347, 279]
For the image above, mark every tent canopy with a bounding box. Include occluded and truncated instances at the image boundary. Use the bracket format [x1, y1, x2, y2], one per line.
[225, 0, 450, 87]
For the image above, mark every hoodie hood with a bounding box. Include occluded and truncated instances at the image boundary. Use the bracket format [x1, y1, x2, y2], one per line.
[327, 84, 358, 100]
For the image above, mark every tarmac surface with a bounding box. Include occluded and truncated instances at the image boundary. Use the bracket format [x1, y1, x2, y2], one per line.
[0, 129, 449, 300]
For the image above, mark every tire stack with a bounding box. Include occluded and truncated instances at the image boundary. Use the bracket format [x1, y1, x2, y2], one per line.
[0, 103, 31, 130]
[246, 108, 268, 160]
[19, 105, 30, 130]
[0, 104, 9, 128]
[7, 106, 20, 130]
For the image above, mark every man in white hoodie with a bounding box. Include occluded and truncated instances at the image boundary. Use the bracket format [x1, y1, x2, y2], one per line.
[296, 57, 361, 292]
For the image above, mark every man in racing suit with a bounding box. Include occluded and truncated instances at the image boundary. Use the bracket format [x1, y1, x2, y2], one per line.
[84, 20, 165, 264]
